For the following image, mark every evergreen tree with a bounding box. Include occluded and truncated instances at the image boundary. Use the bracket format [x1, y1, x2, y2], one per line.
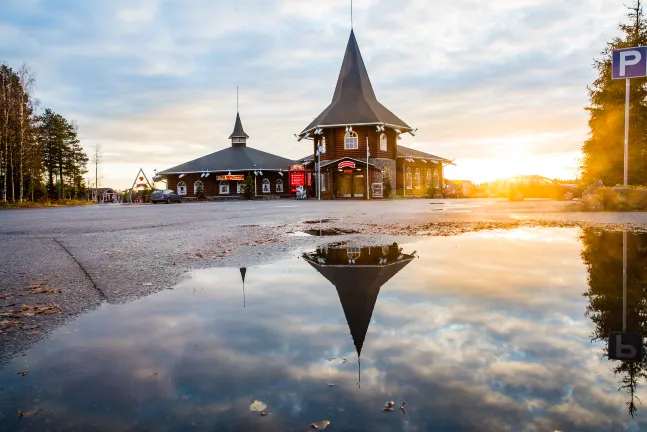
[582, 1, 647, 185]
[241, 173, 255, 199]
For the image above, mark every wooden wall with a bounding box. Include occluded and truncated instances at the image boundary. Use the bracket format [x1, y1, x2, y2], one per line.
[312, 126, 398, 162]
[166, 171, 289, 197]
[395, 159, 443, 197]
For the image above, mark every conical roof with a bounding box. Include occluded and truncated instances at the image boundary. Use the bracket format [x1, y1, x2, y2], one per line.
[229, 112, 249, 139]
[300, 30, 411, 136]
[304, 245, 414, 355]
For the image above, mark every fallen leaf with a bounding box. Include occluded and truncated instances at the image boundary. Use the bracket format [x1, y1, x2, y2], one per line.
[17, 371, 28, 376]
[328, 358, 347, 364]
[172, 261, 176, 265]
[26, 330, 41, 335]
[17, 409, 40, 417]
[383, 408, 393, 412]
[400, 401, 407, 409]
[249, 400, 267, 412]
[311, 420, 330, 430]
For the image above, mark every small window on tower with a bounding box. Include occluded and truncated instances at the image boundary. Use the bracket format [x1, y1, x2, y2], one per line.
[320, 137, 326, 154]
[380, 133, 387, 151]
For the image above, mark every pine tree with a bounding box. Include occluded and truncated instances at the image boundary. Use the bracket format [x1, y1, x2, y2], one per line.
[582, 1, 647, 186]
[241, 173, 255, 199]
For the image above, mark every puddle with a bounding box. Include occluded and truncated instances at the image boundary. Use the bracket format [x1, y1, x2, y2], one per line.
[1, 227, 646, 431]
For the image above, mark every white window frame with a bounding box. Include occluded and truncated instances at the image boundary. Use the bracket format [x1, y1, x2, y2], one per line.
[262, 178, 271, 194]
[237, 181, 244, 194]
[347, 247, 361, 260]
[219, 181, 229, 195]
[320, 137, 326, 154]
[276, 179, 283, 193]
[426, 169, 432, 187]
[379, 133, 387, 152]
[415, 168, 421, 189]
[433, 169, 440, 188]
[177, 181, 187, 196]
[193, 180, 204, 195]
[405, 168, 413, 190]
[344, 131, 358, 150]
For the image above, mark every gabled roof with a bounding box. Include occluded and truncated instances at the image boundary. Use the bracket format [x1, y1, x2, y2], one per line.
[229, 112, 249, 139]
[159, 146, 295, 174]
[300, 30, 411, 136]
[397, 145, 453, 164]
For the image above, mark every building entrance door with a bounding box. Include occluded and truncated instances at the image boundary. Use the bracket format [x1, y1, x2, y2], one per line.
[353, 175, 364, 198]
[339, 175, 352, 197]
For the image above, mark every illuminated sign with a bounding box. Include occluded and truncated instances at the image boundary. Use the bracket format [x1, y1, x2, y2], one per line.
[338, 161, 356, 169]
[290, 164, 305, 171]
[216, 175, 245, 181]
[343, 169, 353, 174]
[290, 171, 305, 192]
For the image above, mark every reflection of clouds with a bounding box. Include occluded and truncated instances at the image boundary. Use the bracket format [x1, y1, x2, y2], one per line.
[0, 229, 644, 430]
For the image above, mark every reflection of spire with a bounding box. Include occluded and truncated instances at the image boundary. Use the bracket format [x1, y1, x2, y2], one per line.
[304, 243, 415, 366]
[240, 267, 247, 308]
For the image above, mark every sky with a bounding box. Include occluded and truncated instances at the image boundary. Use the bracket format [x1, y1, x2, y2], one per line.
[0, 0, 629, 188]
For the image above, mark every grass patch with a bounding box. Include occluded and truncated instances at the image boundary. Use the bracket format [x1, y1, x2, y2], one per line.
[0, 199, 96, 209]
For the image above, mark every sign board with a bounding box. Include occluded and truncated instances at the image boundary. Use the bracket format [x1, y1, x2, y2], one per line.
[608, 332, 643, 361]
[290, 171, 305, 193]
[290, 164, 305, 171]
[338, 161, 356, 169]
[613, 47, 647, 79]
[216, 175, 245, 181]
[343, 169, 353, 174]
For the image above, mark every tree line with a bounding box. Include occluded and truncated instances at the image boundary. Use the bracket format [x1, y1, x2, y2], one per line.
[582, 1, 647, 185]
[0, 62, 89, 204]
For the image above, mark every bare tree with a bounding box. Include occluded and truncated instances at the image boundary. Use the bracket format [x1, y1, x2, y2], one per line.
[1, 65, 8, 204]
[92, 143, 101, 202]
[16, 63, 35, 203]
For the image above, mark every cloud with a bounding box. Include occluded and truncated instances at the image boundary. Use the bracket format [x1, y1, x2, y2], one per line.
[0, 0, 629, 186]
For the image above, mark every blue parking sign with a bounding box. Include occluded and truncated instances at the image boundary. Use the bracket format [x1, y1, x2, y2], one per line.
[612, 47, 647, 79]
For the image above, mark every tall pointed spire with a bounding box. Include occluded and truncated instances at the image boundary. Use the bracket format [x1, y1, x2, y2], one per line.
[299, 30, 411, 136]
[229, 112, 249, 145]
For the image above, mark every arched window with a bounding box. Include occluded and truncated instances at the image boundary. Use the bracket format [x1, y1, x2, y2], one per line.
[237, 181, 244, 194]
[262, 178, 271, 193]
[380, 133, 387, 151]
[177, 181, 187, 195]
[347, 247, 361, 260]
[426, 169, 432, 187]
[276, 179, 284, 193]
[405, 167, 413, 190]
[415, 168, 421, 189]
[193, 180, 204, 195]
[433, 169, 440, 188]
[219, 181, 229, 195]
[320, 137, 326, 154]
[344, 131, 358, 150]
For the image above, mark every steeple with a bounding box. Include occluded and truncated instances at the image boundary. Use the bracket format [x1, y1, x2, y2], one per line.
[298, 30, 411, 137]
[229, 112, 249, 146]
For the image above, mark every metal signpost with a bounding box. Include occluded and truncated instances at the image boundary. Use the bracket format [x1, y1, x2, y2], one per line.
[612, 46, 647, 186]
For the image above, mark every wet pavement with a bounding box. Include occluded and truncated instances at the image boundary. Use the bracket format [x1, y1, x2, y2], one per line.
[1, 226, 647, 431]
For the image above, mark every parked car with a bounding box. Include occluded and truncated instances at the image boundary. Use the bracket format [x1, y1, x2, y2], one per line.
[151, 189, 183, 204]
[500, 175, 580, 201]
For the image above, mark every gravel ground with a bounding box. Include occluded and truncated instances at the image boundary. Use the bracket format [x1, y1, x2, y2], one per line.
[1, 197, 647, 365]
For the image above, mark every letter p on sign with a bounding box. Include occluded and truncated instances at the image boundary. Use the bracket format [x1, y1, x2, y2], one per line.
[613, 47, 647, 79]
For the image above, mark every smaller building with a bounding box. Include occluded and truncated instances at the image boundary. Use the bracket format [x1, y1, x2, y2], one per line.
[158, 112, 295, 199]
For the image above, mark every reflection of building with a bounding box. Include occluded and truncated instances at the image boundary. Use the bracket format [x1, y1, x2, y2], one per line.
[303, 244, 415, 359]
[158, 110, 295, 198]
[295, 27, 452, 198]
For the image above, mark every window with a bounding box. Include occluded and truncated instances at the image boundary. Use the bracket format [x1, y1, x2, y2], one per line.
[233, 137, 245, 143]
[219, 181, 229, 195]
[347, 247, 361, 260]
[276, 179, 283, 193]
[177, 181, 187, 195]
[344, 131, 358, 150]
[433, 169, 440, 188]
[380, 133, 387, 151]
[320, 137, 326, 154]
[193, 180, 204, 195]
[405, 168, 413, 190]
[426, 169, 432, 187]
[262, 178, 270, 193]
[415, 169, 421, 189]
[237, 181, 244, 194]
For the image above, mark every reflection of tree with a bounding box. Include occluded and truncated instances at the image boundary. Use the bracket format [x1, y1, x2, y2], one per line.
[581, 229, 647, 416]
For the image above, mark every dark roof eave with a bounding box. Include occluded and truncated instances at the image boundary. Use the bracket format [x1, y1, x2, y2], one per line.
[298, 122, 413, 138]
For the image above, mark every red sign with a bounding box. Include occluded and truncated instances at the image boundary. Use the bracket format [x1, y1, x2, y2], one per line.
[338, 161, 355, 169]
[290, 171, 305, 192]
[343, 169, 353, 174]
[290, 164, 305, 171]
[216, 175, 245, 181]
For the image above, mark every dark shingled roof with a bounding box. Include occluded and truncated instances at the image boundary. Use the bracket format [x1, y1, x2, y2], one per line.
[397, 145, 453, 164]
[300, 30, 411, 135]
[159, 146, 295, 174]
[229, 112, 249, 139]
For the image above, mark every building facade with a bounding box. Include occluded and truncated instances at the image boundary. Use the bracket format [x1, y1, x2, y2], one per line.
[296, 29, 452, 199]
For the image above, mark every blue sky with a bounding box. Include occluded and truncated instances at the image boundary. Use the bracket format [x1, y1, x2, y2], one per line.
[1, 0, 627, 187]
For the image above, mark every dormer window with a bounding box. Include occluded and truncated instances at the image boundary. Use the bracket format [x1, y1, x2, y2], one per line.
[232, 137, 246, 144]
